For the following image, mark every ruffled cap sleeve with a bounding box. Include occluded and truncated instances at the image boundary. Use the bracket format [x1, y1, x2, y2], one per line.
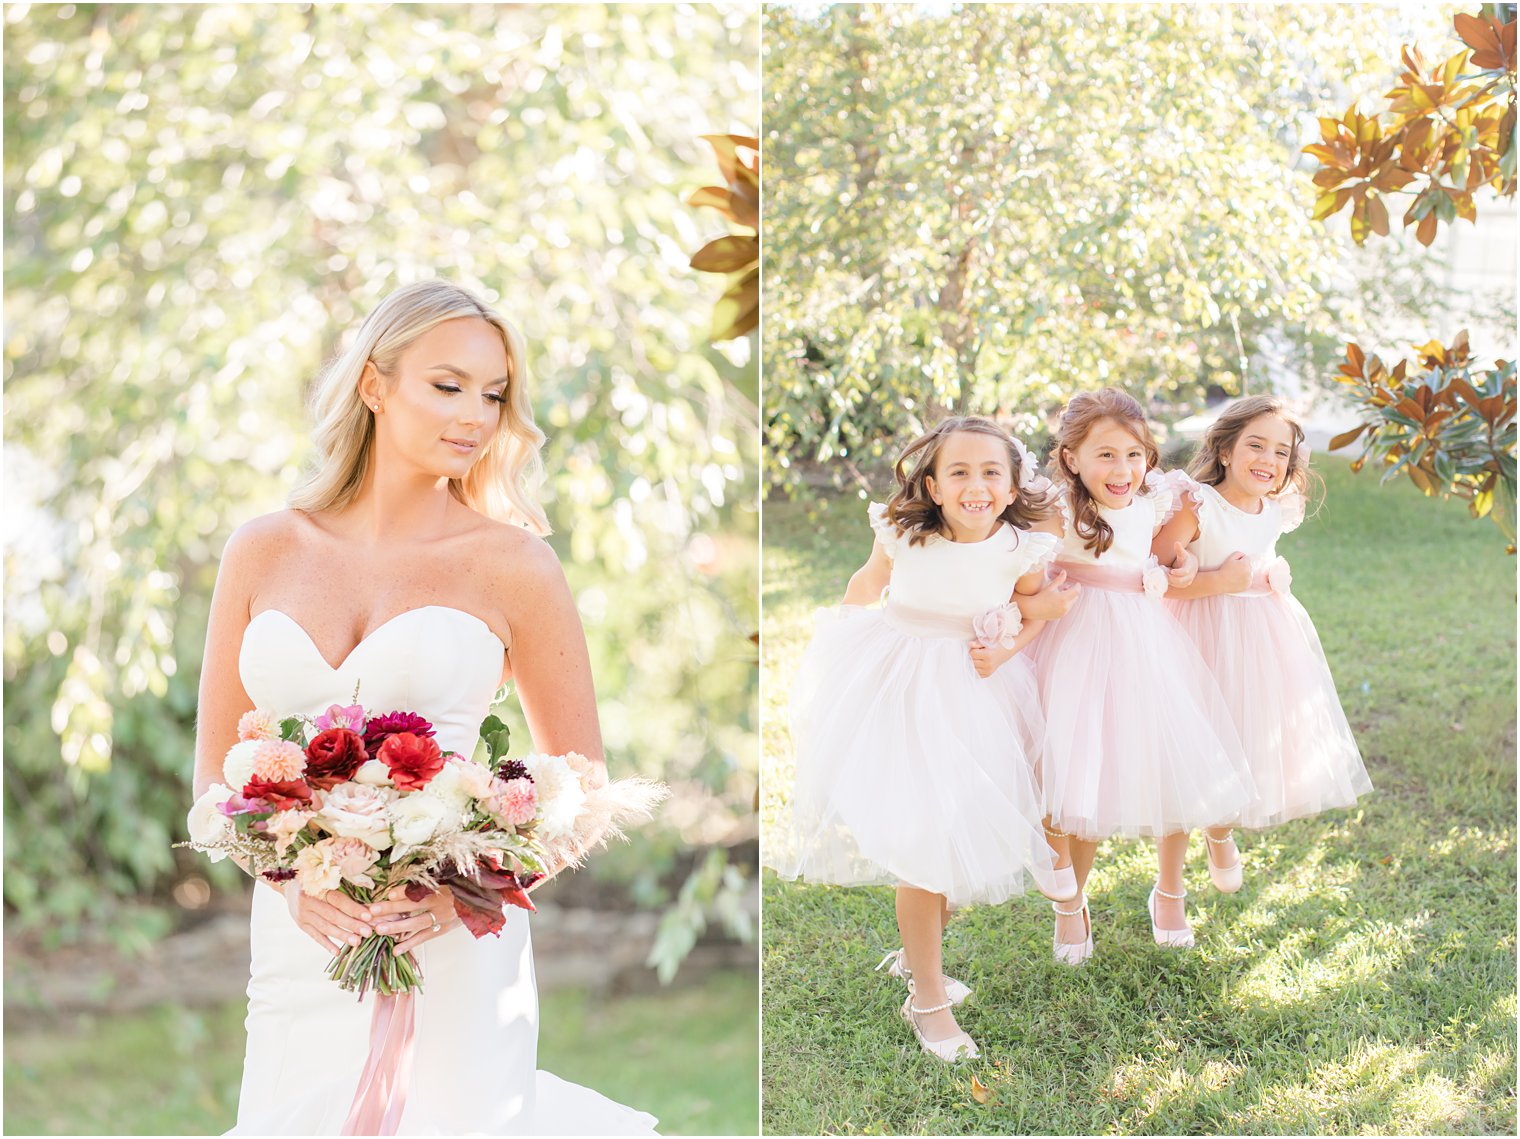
[1011, 527, 1060, 577]
[1277, 489, 1306, 534]
[1143, 468, 1198, 534]
[866, 501, 901, 558]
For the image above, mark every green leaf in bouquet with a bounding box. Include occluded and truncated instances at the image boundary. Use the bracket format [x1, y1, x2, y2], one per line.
[477, 714, 512, 769]
[279, 716, 305, 742]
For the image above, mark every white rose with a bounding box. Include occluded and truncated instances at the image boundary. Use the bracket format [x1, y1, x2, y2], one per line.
[453, 757, 496, 801]
[420, 758, 475, 816]
[352, 759, 394, 788]
[387, 794, 452, 852]
[292, 839, 344, 895]
[316, 782, 394, 849]
[187, 783, 235, 862]
[222, 740, 261, 791]
[522, 753, 587, 843]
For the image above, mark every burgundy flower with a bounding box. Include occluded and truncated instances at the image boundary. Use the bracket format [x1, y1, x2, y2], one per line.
[304, 728, 368, 790]
[363, 711, 435, 754]
[377, 732, 445, 791]
[242, 776, 314, 812]
[497, 759, 528, 782]
[262, 868, 296, 882]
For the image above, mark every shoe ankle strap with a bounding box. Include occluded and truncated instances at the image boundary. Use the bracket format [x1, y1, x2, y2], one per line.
[1051, 896, 1087, 916]
[1205, 832, 1236, 845]
[875, 948, 904, 974]
[909, 998, 954, 1016]
[1152, 884, 1187, 900]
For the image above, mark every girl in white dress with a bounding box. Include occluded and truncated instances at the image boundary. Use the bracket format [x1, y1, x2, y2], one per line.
[1155, 396, 1372, 891]
[1033, 388, 1255, 963]
[769, 416, 1076, 1063]
[191, 281, 657, 1134]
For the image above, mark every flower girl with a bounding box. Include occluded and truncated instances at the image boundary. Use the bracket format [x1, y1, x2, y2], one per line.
[1155, 396, 1372, 889]
[769, 415, 1075, 1062]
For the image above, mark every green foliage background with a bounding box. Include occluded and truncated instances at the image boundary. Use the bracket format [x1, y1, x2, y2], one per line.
[762, 3, 1486, 491]
[2, 3, 760, 947]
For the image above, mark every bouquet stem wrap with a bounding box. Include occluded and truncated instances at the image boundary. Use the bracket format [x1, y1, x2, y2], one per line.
[341, 991, 417, 1135]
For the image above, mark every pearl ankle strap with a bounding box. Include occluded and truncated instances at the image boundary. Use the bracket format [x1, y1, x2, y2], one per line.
[1052, 897, 1087, 916]
[908, 998, 954, 1015]
[1205, 832, 1236, 845]
[1152, 884, 1187, 900]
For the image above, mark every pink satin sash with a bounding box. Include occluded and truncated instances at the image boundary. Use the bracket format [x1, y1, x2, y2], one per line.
[1053, 560, 1145, 594]
[341, 992, 417, 1135]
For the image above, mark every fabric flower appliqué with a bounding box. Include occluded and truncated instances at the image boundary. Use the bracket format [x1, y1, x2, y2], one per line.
[1142, 556, 1169, 599]
[972, 603, 1023, 649]
[1264, 556, 1293, 595]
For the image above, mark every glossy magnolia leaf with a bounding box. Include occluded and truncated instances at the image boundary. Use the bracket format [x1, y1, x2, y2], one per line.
[710, 268, 759, 342]
[686, 185, 738, 218]
[1328, 424, 1369, 451]
[690, 234, 758, 274]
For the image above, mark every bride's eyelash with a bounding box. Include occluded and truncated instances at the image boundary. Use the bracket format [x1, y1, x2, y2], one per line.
[434, 383, 505, 404]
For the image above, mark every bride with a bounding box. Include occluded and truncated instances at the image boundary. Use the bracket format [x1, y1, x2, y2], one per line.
[190, 280, 659, 1134]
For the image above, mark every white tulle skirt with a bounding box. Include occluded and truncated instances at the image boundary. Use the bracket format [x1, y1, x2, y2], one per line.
[1030, 578, 1255, 840]
[1168, 591, 1372, 828]
[230, 886, 659, 1135]
[770, 605, 1058, 906]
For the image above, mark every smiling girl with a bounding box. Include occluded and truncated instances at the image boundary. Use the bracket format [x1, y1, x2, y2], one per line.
[769, 416, 1076, 1063]
[1155, 396, 1372, 890]
[1033, 388, 1254, 962]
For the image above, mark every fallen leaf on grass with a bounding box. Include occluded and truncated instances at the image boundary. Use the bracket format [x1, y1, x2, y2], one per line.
[970, 1074, 995, 1104]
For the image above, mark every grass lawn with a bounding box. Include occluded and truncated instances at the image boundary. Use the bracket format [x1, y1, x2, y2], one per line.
[761, 459, 1516, 1136]
[1, 969, 758, 1136]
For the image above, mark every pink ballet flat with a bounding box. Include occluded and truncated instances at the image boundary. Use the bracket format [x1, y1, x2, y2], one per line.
[1051, 895, 1093, 967]
[1148, 885, 1194, 948]
[899, 986, 979, 1062]
[1205, 832, 1243, 894]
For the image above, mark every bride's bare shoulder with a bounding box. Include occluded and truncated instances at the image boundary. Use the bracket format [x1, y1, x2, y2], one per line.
[221, 509, 317, 568]
[466, 515, 565, 586]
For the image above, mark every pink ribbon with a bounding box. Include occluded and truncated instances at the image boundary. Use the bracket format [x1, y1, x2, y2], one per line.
[1053, 560, 1146, 594]
[341, 992, 416, 1135]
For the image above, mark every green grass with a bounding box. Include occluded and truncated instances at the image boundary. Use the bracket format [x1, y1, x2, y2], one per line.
[1, 969, 758, 1136]
[761, 460, 1516, 1135]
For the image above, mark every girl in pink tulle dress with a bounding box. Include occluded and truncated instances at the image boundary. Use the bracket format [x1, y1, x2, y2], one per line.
[1031, 388, 1255, 963]
[1154, 396, 1372, 892]
[769, 416, 1076, 1064]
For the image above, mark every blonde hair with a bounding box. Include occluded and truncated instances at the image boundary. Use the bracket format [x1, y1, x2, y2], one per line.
[288, 281, 550, 534]
[1049, 388, 1160, 557]
[887, 415, 1055, 546]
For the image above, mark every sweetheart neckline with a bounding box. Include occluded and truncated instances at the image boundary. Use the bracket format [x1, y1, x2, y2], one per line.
[247, 605, 506, 673]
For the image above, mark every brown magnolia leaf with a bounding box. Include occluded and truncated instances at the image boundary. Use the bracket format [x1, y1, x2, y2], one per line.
[690, 234, 758, 274]
[1328, 424, 1368, 451]
[1414, 338, 1447, 367]
[1416, 209, 1439, 245]
[1395, 396, 1426, 421]
[1368, 193, 1390, 236]
[710, 267, 759, 341]
[1318, 115, 1342, 143]
[1407, 464, 1436, 495]
[970, 1075, 994, 1105]
[686, 185, 735, 215]
[1350, 199, 1371, 244]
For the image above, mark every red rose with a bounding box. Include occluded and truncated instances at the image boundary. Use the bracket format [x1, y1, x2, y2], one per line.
[243, 777, 314, 812]
[304, 728, 367, 790]
[377, 732, 445, 791]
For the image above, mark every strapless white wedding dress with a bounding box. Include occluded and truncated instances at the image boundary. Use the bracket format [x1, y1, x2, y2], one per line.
[230, 605, 659, 1135]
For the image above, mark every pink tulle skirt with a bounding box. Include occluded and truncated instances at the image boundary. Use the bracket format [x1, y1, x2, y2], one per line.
[1167, 592, 1372, 828]
[770, 605, 1059, 906]
[1030, 574, 1254, 840]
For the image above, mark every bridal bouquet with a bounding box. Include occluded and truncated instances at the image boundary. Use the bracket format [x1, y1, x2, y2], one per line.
[184, 702, 666, 998]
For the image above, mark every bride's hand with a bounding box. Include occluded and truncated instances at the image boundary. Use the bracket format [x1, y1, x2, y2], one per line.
[369, 884, 459, 956]
[283, 881, 375, 954]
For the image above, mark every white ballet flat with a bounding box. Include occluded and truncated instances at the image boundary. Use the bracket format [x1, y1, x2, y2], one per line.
[899, 988, 979, 1062]
[875, 948, 970, 1006]
[1051, 895, 1093, 967]
[1205, 832, 1243, 894]
[1148, 885, 1195, 948]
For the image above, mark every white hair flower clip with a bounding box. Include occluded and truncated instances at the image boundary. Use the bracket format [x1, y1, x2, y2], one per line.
[1009, 436, 1039, 486]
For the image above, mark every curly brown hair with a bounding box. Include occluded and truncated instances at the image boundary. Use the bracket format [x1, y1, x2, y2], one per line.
[1187, 394, 1319, 504]
[885, 416, 1056, 547]
[1048, 388, 1160, 557]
